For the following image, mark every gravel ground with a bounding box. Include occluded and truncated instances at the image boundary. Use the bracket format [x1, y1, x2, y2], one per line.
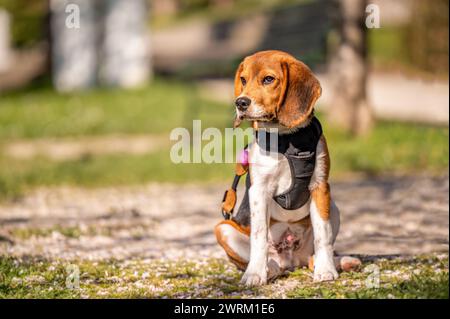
[0, 175, 448, 261]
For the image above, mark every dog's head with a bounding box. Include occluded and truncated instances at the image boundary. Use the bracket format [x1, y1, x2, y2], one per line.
[233, 50, 322, 129]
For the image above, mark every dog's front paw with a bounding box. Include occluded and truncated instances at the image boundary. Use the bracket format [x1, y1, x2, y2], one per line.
[240, 268, 267, 286]
[314, 268, 338, 282]
[313, 258, 338, 282]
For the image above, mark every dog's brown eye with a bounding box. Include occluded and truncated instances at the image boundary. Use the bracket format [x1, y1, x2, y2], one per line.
[263, 76, 274, 85]
[240, 77, 246, 86]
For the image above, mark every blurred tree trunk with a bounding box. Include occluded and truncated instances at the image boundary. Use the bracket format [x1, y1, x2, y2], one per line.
[50, 0, 97, 92]
[0, 9, 12, 73]
[327, 0, 373, 136]
[100, 0, 151, 88]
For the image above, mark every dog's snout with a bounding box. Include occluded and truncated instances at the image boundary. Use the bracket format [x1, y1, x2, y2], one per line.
[235, 97, 251, 111]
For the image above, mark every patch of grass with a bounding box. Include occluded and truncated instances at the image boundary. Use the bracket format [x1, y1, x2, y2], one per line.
[367, 26, 448, 78]
[11, 226, 83, 239]
[9, 219, 156, 240]
[0, 254, 447, 299]
[287, 254, 449, 299]
[10, 225, 110, 240]
[0, 149, 234, 200]
[324, 120, 449, 176]
[369, 27, 409, 67]
[345, 272, 449, 299]
[0, 256, 80, 298]
[0, 256, 255, 298]
[0, 79, 233, 139]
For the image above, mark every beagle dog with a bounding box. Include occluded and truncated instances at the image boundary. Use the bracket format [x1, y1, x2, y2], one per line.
[215, 50, 360, 286]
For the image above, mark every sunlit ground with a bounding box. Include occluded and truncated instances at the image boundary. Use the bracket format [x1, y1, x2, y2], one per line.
[0, 254, 447, 298]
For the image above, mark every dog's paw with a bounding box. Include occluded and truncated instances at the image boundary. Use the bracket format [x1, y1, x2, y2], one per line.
[313, 260, 338, 282]
[240, 269, 267, 287]
[313, 269, 338, 282]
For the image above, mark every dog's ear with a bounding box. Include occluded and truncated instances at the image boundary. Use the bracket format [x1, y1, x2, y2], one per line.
[277, 59, 322, 128]
[234, 62, 244, 97]
[233, 62, 244, 127]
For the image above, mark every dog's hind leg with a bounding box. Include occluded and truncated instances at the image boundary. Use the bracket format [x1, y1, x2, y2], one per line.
[308, 200, 361, 273]
[215, 220, 250, 271]
[329, 200, 362, 271]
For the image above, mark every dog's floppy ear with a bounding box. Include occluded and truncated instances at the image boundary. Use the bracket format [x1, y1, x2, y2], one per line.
[233, 62, 244, 127]
[234, 62, 244, 97]
[277, 59, 322, 128]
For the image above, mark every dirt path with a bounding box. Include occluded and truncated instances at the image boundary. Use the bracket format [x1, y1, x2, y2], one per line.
[0, 175, 448, 261]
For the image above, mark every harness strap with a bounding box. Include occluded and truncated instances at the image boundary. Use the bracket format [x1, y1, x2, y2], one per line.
[221, 162, 248, 219]
[234, 163, 248, 177]
[221, 124, 256, 219]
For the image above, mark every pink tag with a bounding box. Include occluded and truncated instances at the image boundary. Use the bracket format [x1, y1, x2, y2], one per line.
[238, 149, 249, 166]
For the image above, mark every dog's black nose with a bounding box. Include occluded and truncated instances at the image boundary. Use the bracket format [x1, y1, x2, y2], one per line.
[235, 97, 251, 111]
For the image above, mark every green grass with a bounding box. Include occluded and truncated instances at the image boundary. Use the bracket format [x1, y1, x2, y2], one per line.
[367, 26, 446, 77]
[0, 151, 235, 200]
[324, 121, 449, 175]
[0, 256, 250, 298]
[368, 27, 409, 67]
[287, 254, 449, 299]
[0, 80, 448, 200]
[0, 79, 233, 139]
[10, 225, 103, 240]
[0, 254, 447, 298]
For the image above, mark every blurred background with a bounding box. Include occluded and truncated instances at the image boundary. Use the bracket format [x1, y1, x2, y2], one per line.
[0, 0, 447, 201]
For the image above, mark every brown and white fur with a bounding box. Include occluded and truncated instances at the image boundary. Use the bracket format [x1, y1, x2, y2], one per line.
[215, 50, 360, 286]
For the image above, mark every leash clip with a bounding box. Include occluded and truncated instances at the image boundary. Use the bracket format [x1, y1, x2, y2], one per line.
[221, 189, 233, 220]
[221, 210, 231, 220]
[220, 154, 248, 221]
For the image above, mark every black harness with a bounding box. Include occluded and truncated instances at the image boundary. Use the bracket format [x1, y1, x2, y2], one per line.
[228, 117, 323, 227]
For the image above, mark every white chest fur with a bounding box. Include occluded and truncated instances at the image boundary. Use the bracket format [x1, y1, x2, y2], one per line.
[248, 141, 311, 223]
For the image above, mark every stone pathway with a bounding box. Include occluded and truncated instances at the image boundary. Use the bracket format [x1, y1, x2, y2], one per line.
[0, 175, 448, 261]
